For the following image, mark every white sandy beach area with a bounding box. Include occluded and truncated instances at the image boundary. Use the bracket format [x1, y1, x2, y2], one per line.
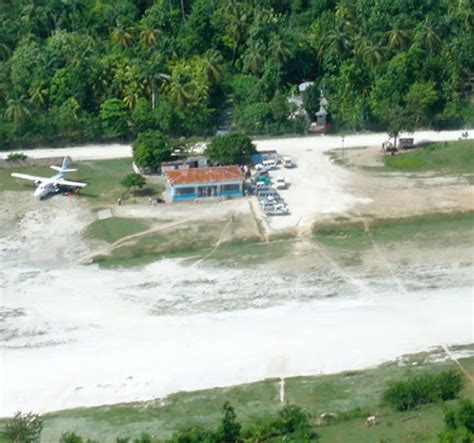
[0, 130, 473, 416]
[1, 259, 472, 416]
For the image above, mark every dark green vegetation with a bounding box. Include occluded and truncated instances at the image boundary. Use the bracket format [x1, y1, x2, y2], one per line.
[132, 131, 173, 171]
[0, 0, 472, 149]
[120, 173, 147, 194]
[314, 211, 474, 251]
[86, 217, 151, 244]
[6, 152, 28, 161]
[0, 412, 42, 443]
[383, 140, 474, 173]
[440, 399, 474, 442]
[383, 370, 464, 411]
[205, 133, 256, 165]
[2, 347, 471, 442]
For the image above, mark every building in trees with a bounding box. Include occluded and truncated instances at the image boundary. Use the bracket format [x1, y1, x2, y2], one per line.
[161, 156, 209, 174]
[310, 89, 331, 133]
[164, 166, 244, 201]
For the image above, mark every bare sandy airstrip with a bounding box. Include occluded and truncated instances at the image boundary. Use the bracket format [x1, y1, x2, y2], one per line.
[1, 130, 473, 416]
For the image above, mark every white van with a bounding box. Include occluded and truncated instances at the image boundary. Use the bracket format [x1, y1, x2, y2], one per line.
[262, 159, 277, 169]
[282, 156, 294, 168]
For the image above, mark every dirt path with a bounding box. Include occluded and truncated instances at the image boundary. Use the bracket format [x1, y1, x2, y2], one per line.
[442, 345, 474, 384]
[191, 213, 235, 267]
[76, 217, 198, 264]
[360, 218, 411, 297]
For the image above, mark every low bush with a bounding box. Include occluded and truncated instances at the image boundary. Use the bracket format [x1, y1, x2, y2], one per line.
[439, 399, 474, 442]
[383, 370, 464, 411]
[6, 152, 28, 161]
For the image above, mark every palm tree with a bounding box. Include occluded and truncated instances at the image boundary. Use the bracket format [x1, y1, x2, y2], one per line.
[123, 85, 140, 110]
[456, 3, 474, 27]
[139, 23, 159, 48]
[29, 85, 47, 108]
[162, 73, 194, 108]
[142, 55, 169, 110]
[326, 26, 351, 64]
[418, 19, 441, 55]
[385, 25, 411, 50]
[200, 50, 223, 84]
[269, 35, 290, 67]
[5, 97, 31, 124]
[111, 25, 135, 48]
[334, 3, 353, 28]
[354, 36, 384, 66]
[223, 0, 249, 63]
[243, 40, 265, 75]
[0, 43, 10, 61]
[0, 80, 9, 106]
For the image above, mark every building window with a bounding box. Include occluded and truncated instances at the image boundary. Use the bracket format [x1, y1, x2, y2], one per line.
[175, 186, 195, 195]
[222, 183, 240, 192]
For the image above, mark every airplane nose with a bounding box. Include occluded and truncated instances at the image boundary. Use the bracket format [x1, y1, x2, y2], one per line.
[34, 187, 45, 198]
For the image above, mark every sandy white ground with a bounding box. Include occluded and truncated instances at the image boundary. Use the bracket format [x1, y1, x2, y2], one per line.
[1, 258, 473, 416]
[0, 130, 473, 416]
[1, 193, 473, 416]
[252, 130, 473, 231]
[1, 129, 471, 161]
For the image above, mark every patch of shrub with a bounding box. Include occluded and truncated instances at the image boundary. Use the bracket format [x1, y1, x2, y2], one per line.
[246, 404, 318, 441]
[6, 152, 28, 161]
[439, 399, 474, 442]
[0, 411, 43, 443]
[383, 369, 464, 411]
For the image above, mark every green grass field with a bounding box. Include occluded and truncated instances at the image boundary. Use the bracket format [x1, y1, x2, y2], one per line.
[313, 211, 474, 251]
[92, 217, 291, 269]
[383, 140, 474, 173]
[20, 345, 472, 442]
[0, 158, 165, 205]
[85, 217, 152, 243]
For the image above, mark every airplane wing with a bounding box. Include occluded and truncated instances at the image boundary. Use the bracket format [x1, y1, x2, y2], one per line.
[54, 179, 87, 188]
[11, 173, 45, 182]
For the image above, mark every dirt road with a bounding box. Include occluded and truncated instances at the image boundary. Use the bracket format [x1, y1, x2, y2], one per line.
[1, 129, 470, 160]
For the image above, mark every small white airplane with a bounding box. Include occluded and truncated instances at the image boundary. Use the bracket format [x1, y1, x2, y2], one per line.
[11, 156, 87, 199]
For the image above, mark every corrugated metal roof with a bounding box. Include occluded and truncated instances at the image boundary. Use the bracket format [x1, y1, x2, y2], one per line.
[165, 166, 244, 185]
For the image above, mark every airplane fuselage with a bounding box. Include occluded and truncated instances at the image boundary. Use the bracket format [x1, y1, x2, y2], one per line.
[33, 172, 63, 199]
[33, 181, 57, 198]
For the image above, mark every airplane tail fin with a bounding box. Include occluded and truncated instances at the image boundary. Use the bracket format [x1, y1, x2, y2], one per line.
[51, 156, 77, 174]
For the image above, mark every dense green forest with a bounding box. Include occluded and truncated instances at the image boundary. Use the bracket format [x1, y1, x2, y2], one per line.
[0, 0, 472, 149]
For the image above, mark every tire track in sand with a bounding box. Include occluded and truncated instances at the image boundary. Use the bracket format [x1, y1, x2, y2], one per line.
[76, 217, 198, 264]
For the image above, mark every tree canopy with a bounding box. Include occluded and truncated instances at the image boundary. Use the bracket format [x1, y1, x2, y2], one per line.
[120, 173, 146, 193]
[132, 130, 173, 171]
[0, 411, 43, 443]
[0, 0, 472, 150]
[205, 133, 256, 165]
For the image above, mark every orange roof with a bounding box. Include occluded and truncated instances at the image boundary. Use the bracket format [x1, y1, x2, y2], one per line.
[165, 166, 244, 185]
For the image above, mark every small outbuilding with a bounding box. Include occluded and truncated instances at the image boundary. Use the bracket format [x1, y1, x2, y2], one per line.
[164, 166, 245, 202]
[161, 156, 209, 174]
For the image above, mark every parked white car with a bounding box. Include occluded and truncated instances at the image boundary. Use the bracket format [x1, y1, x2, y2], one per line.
[275, 176, 287, 190]
[265, 202, 290, 215]
[282, 156, 294, 168]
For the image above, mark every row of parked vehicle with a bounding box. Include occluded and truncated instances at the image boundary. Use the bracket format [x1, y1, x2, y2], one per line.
[249, 155, 294, 216]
